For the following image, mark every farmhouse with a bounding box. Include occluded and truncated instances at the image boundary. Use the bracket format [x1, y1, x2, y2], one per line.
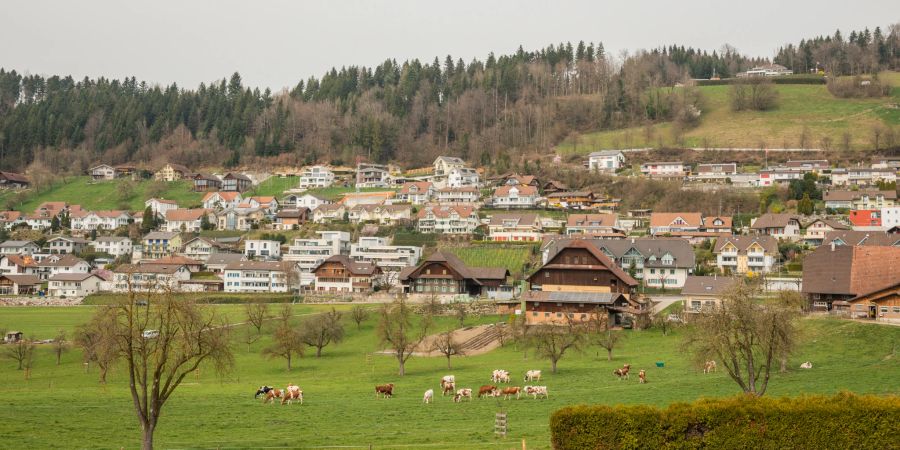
[751, 213, 802, 240]
[681, 276, 737, 317]
[312, 255, 381, 293]
[89, 164, 117, 180]
[399, 251, 511, 299]
[222, 173, 252, 192]
[713, 235, 779, 274]
[487, 213, 543, 242]
[0, 171, 30, 189]
[154, 163, 193, 182]
[801, 244, 900, 311]
[0, 274, 41, 295]
[848, 280, 900, 321]
[192, 173, 222, 192]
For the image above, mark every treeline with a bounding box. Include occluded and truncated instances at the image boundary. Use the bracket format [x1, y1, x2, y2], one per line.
[774, 25, 900, 75]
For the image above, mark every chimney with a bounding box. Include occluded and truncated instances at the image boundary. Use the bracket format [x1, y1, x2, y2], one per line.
[830, 241, 835, 252]
[631, 238, 635, 244]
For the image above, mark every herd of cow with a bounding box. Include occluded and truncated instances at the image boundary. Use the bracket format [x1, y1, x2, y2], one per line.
[255, 384, 303, 405]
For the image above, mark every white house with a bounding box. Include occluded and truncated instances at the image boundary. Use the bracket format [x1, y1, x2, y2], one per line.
[487, 213, 543, 242]
[244, 239, 282, 259]
[112, 263, 191, 292]
[416, 205, 479, 234]
[223, 261, 293, 293]
[587, 150, 626, 172]
[434, 156, 467, 177]
[312, 204, 347, 223]
[356, 164, 391, 188]
[435, 187, 480, 204]
[284, 193, 332, 210]
[347, 205, 412, 225]
[144, 198, 179, 216]
[89, 164, 117, 181]
[396, 182, 434, 204]
[350, 236, 421, 284]
[640, 162, 689, 178]
[447, 167, 480, 188]
[180, 237, 227, 262]
[283, 231, 351, 286]
[491, 185, 540, 209]
[565, 214, 621, 235]
[90, 236, 133, 257]
[164, 209, 213, 232]
[883, 206, 900, 230]
[751, 214, 802, 240]
[71, 210, 132, 230]
[202, 192, 242, 210]
[299, 165, 335, 189]
[47, 273, 104, 297]
[830, 168, 897, 187]
[46, 236, 91, 254]
[0, 240, 40, 256]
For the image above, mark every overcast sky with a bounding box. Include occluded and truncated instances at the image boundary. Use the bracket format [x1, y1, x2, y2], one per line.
[3, 0, 895, 90]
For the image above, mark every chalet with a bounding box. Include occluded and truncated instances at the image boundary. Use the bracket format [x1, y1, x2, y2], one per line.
[202, 191, 242, 210]
[356, 163, 390, 188]
[416, 205, 479, 234]
[447, 167, 480, 188]
[274, 208, 309, 230]
[312, 255, 381, 293]
[46, 236, 90, 254]
[0, 274, 41, 295]
[223, 260, 294, 293]
[347, 204, 411, 225]
[830, 168, 896, 187]
[434, 156, 467, 177]
[244, 196, 279, 215]
[144, 198, 179, 216]
[491, 185, 540, 209]
[681, 276, 737, 316]
[802, 244, 900, 311]
[546, 191, 596, 210]
[823, 190, 896, 210]
[47, 273, 104, 297]
[0, 171, 30, 189]
[649, 213, 703, 236]
[822, 230, 900, 247]
[496, 174, 539, 188]
[849, 210, 882, 227]
[586, 150, 625, 172]
[487, 213, 543, 242]
[396, 182, 434, 204]
[848, 280, 900, 321]
[193, 173, 222, 192]
[216, 207, 264, 231]
[114, 164, 137, 178]
[803, 218, 850, 245]
[90, 236, 133, 257]
[399, 251, 511, 299]
[164, 208, 212, 232]
[89, 164, 117, 180]
[566, 214, 620, 236]
[112, 263, 191, 292]
[751, 214, 802, 240]
[154, 163, 193, 182]
[0, 240, 40, 256]
[284, 231, 351, 286]
[312, 204, 347, 223]
[542, 180, 569, 194]
[141, 231, 183, 260]
[283, 193, 331, 210]
[640, 162, 688, 178]
[298, 165, 335, 189]
[713, 235, 779, 274]
[435, 186, 480, 204]
[221, 173, 252, 192]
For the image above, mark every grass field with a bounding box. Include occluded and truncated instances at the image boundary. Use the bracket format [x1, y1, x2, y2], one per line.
[3, 177, 203, 212]
[556, 73, 900, 154]
[0, 307, 897, 449]
[245, 176, 299, 198]
[444, 245, 536, 276]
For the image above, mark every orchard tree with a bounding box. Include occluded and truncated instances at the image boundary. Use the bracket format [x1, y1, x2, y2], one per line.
[377, 297, 431, 376]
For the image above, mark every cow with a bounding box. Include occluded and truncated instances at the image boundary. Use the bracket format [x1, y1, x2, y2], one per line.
[454, 388, 473, 402]
[441, 375, 455, 388]
[524, 385, 548, 399]
[441, 381, 456, 397]
[638, 370, 647, 384]
[478, 385, 499, 398]
[263, 388, 283, 404]
[614, 364, 631, 380]
[254, 386, 274, 398]
[282, 384, 303, 405]
[491, 369, 510, 383]
[500, 386, 521, 400]
[704, 360, 717, 374]
[423, 389, 434, 404]
[800, 361, 813, 369]
[524, 370, 542, 382]
[375, 383, 394, 398]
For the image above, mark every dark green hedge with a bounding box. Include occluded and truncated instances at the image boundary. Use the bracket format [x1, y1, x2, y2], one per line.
[550, 392, 899, 449]
[695, 76, 826, 86]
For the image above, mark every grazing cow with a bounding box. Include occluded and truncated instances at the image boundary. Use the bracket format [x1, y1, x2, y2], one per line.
[524, 370, 542, 382]
[441, 381, 456, 396]
[478, 385, 498, 398]
[263, 388, 283, 404]
[500, 386, 521, 400]
[441, 375, 455, 387]
[375, 383, 395, 398]
[423, 389, 434, 404]
[638, 370, 647, 384]
[524, 385, 548, 399]
[491, 369, 510, 383]
[282, 384, 303, 405]
[704, 360, 717, 374]
[454, 388, 473, 402]
[254, 386, 274, 398]
[614, 364, 632, 380]
[800, 361, 813, 369]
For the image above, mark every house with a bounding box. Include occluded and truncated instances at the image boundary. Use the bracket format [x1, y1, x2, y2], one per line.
[348, 204, 411, 225]
[216, 207, 264, 231]
[649, 213, 703, 235]
[713, 235, 780, 274]
[356, 163, 391, 188]
[737, 63, 793, 77]
[803, 219, 850, 245]
[681, 276, 737, 316]
[447, 167, 480, 188]
[702, 216, 733, 233]
[785, 160, 829, 172]
[34, 254, 92, 281]
[221, 173, 252, 192]
[416, 205, 480, 234]
[143, 256, 204, 273]
[487, 213, 543, 242]
[312, 204, 347, 223]
[46, 236, 90, 254]
[164, 208, 212, 232]
[801, 244, 900, 311]
[284, 193, 331, 210]
[750, 214, 802, 240]
[24, 211, 54, 230]
[546, 191, 597, 210]
[298, 165, 335, 189]
[586, 150, 626, 172]
[244, 239, 282, 259]
[349, 237, 421, 283]
[274, 208, 309, 230]
[154, 163, 193, 182]
[204, 253, 246, 274]
[822, 230, 900, 247]
[193, 173, 223, 192]
[640, 162, 688, 178]
[47, 273, 104, 297]
[0, 274, 41, 295]
[823, 190, 896, 210]
[312, 255, 381, 293]
[496, 174, 539, 188]
[847, 280, 900, 321]
[491, 185, 540, 209]
[435, 187, 480, 204]
[849, 210, 882, 227]
[223, 261, 294, 293]
[89, 164, 117, 180]
[338, 191, 395, 208]
[871, 156, 900, 170]
[566, 214, 621, 236]
[883, 207, 900, 230]
[90, 236, 133, 257]
[0, 171, 30, 189]
[70, 210, 132, 230]
[434, 156, 467, 177]
[144, 198, 179, 217]
[0, 240, 40, 256]
[140, 231, 183, 260]
[244, 196, 279, 215]
[112, 263, 191, 292]
[396, 182, 434, 204]
[523, 240, 640, 325]
[284, 231, 351, 286]
[542, 180, 569, 194]
[180, 237, 228, 262]
[758, 168, 805, 187]
[202, 191, 242, 210]
[399, 250, 511, 299]
[693, 163, 738, 183]
[0, 211, 25, 229]
[830, 168, 896, 187]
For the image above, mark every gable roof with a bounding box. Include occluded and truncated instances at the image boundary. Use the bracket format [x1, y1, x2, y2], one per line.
[40, 254, 88, 268]
[315, 255, 379, 275]
[823, 190, 897, 202]
[681, 276, 738, 296]
[223, 172, 252, 181]
[276, 208, 309, 219]
[751, 213, 801, 229]
[650, 212, 703, 228]
[202, 191, 241, 203]
[399, 250, 509, 283]
[567, 213, 617, 228]
[489, 213, 540, 227]
[416, 205, 476, 219]
[224, 260, 294, 272]
[823, 231, 900, 247]
[49, 273, 102, 282]
[145, 256, 203, 266]
[493, 185, 538, 196]
[0, 171, 30, 183]
[165, 208, 210, 221]
[714, 235, 779, 254]
[702, 216, 733, 229]
[588, 150, 624, 157]
[115, 263, 187, 274]
[805, 218, 850, 230]
[204, 253, 246, 266]
[398, 181, 433, 194]
[0, 274, 41, 285]
[143, 231, 181, 241]
[802, 245, 900, 296]
[0, 240, 37, 248]
[539, 240, 639, 286]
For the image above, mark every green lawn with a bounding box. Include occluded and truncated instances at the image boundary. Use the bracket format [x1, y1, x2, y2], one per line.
[556, 74, 900, 153]
[445, 245, 536, 277]
[245, 176, 299, 198]
[6, 177, 202, 212]
[0, 309, 896, 449]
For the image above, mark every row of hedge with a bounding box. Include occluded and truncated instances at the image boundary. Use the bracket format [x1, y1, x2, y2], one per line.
[550, 392, 899, 449]
[695, 76, 826, 86]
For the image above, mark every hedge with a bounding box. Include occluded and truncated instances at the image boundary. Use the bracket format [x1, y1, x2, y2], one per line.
[550, 392, 899, 450]
[694, 76, 826, 86]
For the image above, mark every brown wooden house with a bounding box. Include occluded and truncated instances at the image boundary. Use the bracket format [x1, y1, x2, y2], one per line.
[399, 251, 510, 298]
[312, 255, 380, 293]
[193, 173, 223, 192]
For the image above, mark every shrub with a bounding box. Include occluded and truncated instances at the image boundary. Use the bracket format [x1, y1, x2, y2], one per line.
[550, 393, 899, 450]
[827, 76, 892, 98]
[730, 78, 779, 111]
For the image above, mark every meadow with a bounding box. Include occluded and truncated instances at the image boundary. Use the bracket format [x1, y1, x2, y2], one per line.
[445, 245, 536, 277]
[0, 305, 897, 449]
[3, 177, 203, 212]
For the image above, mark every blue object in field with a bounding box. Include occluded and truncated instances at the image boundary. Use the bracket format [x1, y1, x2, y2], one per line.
[655, 362, 665, 368]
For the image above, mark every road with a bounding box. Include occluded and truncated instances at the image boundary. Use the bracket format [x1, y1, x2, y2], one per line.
[646, 295, 684, 315]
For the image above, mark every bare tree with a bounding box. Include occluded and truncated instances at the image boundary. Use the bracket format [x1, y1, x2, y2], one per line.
[588, 310, 626, 361]
[52, 329, 68, 365]
[244, 300, 270, 335]
[528, 313, 587, 373]
[350, 305, 370, 330]
[75, 313, 118, 383]
[651, 312, 679, 337]
[300, 308, 345, 357]
[377, 297, 431, 376]
[453, 302, 469, 328]
[5, 337, 35, 371]
[683, 279, 800, 396]
[431, 330, 466, 370]
[263, 319, 304, 370]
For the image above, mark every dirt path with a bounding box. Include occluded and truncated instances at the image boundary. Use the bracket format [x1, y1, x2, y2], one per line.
[377, 324, 505, 357]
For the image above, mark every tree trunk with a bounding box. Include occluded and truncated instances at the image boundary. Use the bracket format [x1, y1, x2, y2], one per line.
[286, 353, 292, 371]
[316, 346, 322, 358]
[398, 357, 405, 376]
[141, 423, 154, 450]
[56, 352, 62, 365]
[446, 357, 452, 370]
[607, 349, 613, 361]
[780, 357, 787, 373]
[551, 359, 558, 373]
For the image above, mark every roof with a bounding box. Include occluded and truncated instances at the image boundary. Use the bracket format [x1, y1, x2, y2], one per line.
[437, 186, 478, 193]
[681, 276, 738, 296]
[165, 208, 210, 221]
[0, 274, 41, 285]
[93, 236, 131, 243]
[223, 172, 252, 181]
[48, 273, 101, 282]
[493, 185, 538, 197]
[802, 245, 900, 296]
[0, 240, 36, 248]
[250, 196, 276, 204]
[276, 208, 309, 219]
[194, 173, 221, 182]
[488, 213, 540, 227]
[400, 251, 509, 283]
[642, 161, 685, 166]
[204, 253, 246, 266]
[702, 216, 733, 229]
[650, 213, 703, 228]
[539, 240, 640, 286]
[567, 214, 618, 228]
[0, 211, 23, 221]
[823, 231, 900, 247]
[823, 190, 897, 202]
[224, 260, 294, 272]
[805, 218, 850, 230]
[543, 180, 569, 190]
[435, 156, 466, 165]
[145, 256, 203, 266]
[522, 290, 626, 305]
[714, 235, 778, 254]
[0, 171, 29, 183]
[850, 279, 900, 302]
[144, 231, 181, 240]
[417, 205, 476, 219]
[588, 150, 624, 157]
[115, 263, 187, 274]
[398, 181, 433, 194]
[163, 163, 192, 174]
[751, 213, 801, 229]
[548, 191, 594, 199]
[2, 255, 37, 267]
[147, 198, 178, 205]
[40, 254, 88, 268]
[202, 191, 241, 203]
[315, 255, 379, 275]
[47, 236, 91, 244]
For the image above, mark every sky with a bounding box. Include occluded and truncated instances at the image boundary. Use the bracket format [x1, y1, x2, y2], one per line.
[2, 0, 895, 91]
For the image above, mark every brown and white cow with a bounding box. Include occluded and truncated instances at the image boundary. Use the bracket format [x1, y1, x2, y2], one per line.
[375, 383, 394, 398]
[478, 385, 498, 398]
[441, 381, 456, 396]
[282, 384, 303, 405]
[500, 386, 521, 400]
[454, 388, 473, 402]
[524, 370, 542, 382]
[638, 370, 646, 384]
[614, 364, 631, 380]
[263, 388, 283, 404]
[703, 360, 717, 373]
[423, 389, 434, 404]
[491, 369, 510, 383]
[524, 385, 548, 399]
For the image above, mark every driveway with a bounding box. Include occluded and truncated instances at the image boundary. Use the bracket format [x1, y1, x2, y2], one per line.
[646, 295, 684, 315]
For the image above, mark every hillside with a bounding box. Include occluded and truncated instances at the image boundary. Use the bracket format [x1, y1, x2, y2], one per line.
[1, 177, 202, 212]
[556, 72, 900, 154]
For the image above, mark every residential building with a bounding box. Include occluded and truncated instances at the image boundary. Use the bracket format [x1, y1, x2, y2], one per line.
[0, 240, 40, 256]
[244, 239, 282, 259]
[222, 173, 252, 192]
[713, 235, 779, 274]
[830, 168, 896, 187]
[848, 280, 900, 321]
[435, 187, 480, 204]
[399, 250, 511, 299]
[244, 196, 279, 215]
[871, 156, 900, 170]
[433, 156, 467, 177]
[350, 237, 421, 282]
[566, 214, 621, 236]
[48, 273, 103, 297]
[283, 193, 332, 210]
[0, 274, 41, 295]
[416, 205, 479, 234]
[803, 218, 850, 245]
[758, 168, 804, 187]
[348, 204, 411, 225]
[0, 171, 30, 189]
[751, 214, 802, 240]
[180, 237, 229, 262]
[681, 276, 737, 316]
[204, 253, 246, 274]
[223, 261, 294, 293]
[849, 210, 882, 227]
[154, 163, 193, 182]
[649, 212, 703, 235]
[70, 210, 132, 230]
[692, 163, 738, 182]
[496, 174, 539, 188]
[164, 208, 212, 232]
[274, 208, 309, 230]
[491, 185, 540, 209]
[112, 263, 191, 292]
[586, 150, 626, 172]
[487, 213, 543, 242]
[312, 255, 381, 293]
[640, 162, 688, 178]
[396, 182, 434, 204]
[785, 160, 829, 172]
[90, 236, 133, 257]
[447, 167, 480, 188]
[145, 198, 179, 217]
[542, 180, 569, 194]
[546, 191, 598, 210]
[702, 216, 733, 233]
[0, 211, 25, 229]
[298, 165, 335, 189]
[202, 191, 242, 210]
[823, 190, 897, 210]
[46, 236, 90, 254]
[216, 207, 264, 231]
[284, 231, 351, 285]
[192, 173, 222, 191]
[312, 204, 347, 223]
[144, 255, 203, 273]
[802, 244, 900, 311]
[339, 191, 395, 208]
[822, 231, 900, 247]
[140, 231, 183, 260]
[737, 64, 793, 77]
[883, 207, 900, 230]
[89, 164, 117, 180]
[356, 163, 390, 188]
[32, 254, 92, 281]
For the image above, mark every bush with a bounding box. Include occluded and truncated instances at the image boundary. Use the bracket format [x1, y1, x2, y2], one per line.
[730, 78, 779, 111]
[827, 76, 892, 98]
[550, 393, 900, 450]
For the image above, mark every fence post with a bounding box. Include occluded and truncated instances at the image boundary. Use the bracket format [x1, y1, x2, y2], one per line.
[494, 411, 508, 436]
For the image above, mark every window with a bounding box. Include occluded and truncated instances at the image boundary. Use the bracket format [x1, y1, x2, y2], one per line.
[532, 311, 538, 316]
[556, 312, 562, 318]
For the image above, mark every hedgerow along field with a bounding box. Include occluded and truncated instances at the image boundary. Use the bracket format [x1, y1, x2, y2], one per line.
[1, 305, 898, 449]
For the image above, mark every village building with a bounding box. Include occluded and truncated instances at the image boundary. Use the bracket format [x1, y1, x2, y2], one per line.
[89, 164, 117, 181]
[586, 150, 626, 172]
[283, 192, 332, 210]
[823, 190, 896, 210]
[204, 253, 246, 274]
[0, 171, 30, 189]
[90, 236, 133, 257]
[179, 237, 228, 262]
[447, 167, 480, 188]
[713, 235, 780, 274]
[565, 214, 621, 236]
[0, 211, 25, 229]
[399, 251, 511, 299]
[312, 204, 347, 223]
[802, 218, 850, 245]
[546, 191, 598, 210]
[356, 163, 391, 188]
[750, 213, 802, 240]
[144, 198, 179, 216]
[347, 204, 411, 225]
[298, 165, 335, 189]
[649, 212, 703, 235]
[47, 273, 104, 297]
[164, 208, 212, 232]
[883, 206, 900, 230]
[737, 63, 793, 77]
[758, 167, 805, 187]
[830, 168, 897, 187]
[284, 231, 351, 286]
[143, 256, 204, 273]
[802, 244, 900, 311]
[154, 163, 193, 182]
[244, 239, 282, 259]
[312, 255, 381, 293]
[396, 182, 434, 204]
[848, 280, 900, 321]
[221, 173, 252, 192]
[487, 213, 543, 242]
[202, 191, 242, 210]
[339, 191, 395, 208]
[274, 208, 309, 230]
[491, 185, 540, 209]
[0, 240, 40, 256]
[0, 274, 41, 295]
[640, 162, 689, 178]
[349, 236, 421, 284]
[112, 263, 191, 292]
[416, 205, 479, 234]
[433, 156, 467, 177]
[192, 173, 222, 191]
[822, 230, 900, 247]
[435, 186, 480, 204]
[223, 260, 294, 293]
[46, 236, 90, 254]
[216, 207, 264, 231]
[849, 210, 882, 228]
[70, 210, 133, 230]
[140, 231, 183, 260]
[694, 163, 738, 182]
[681, 276, 737, 317]
[542, 180, 569, 194]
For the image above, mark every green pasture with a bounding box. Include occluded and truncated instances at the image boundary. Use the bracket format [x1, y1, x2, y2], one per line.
[4, 177, 202, 212]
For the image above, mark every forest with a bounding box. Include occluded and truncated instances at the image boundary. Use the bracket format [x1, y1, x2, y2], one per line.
[1, 24, 898, 175]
